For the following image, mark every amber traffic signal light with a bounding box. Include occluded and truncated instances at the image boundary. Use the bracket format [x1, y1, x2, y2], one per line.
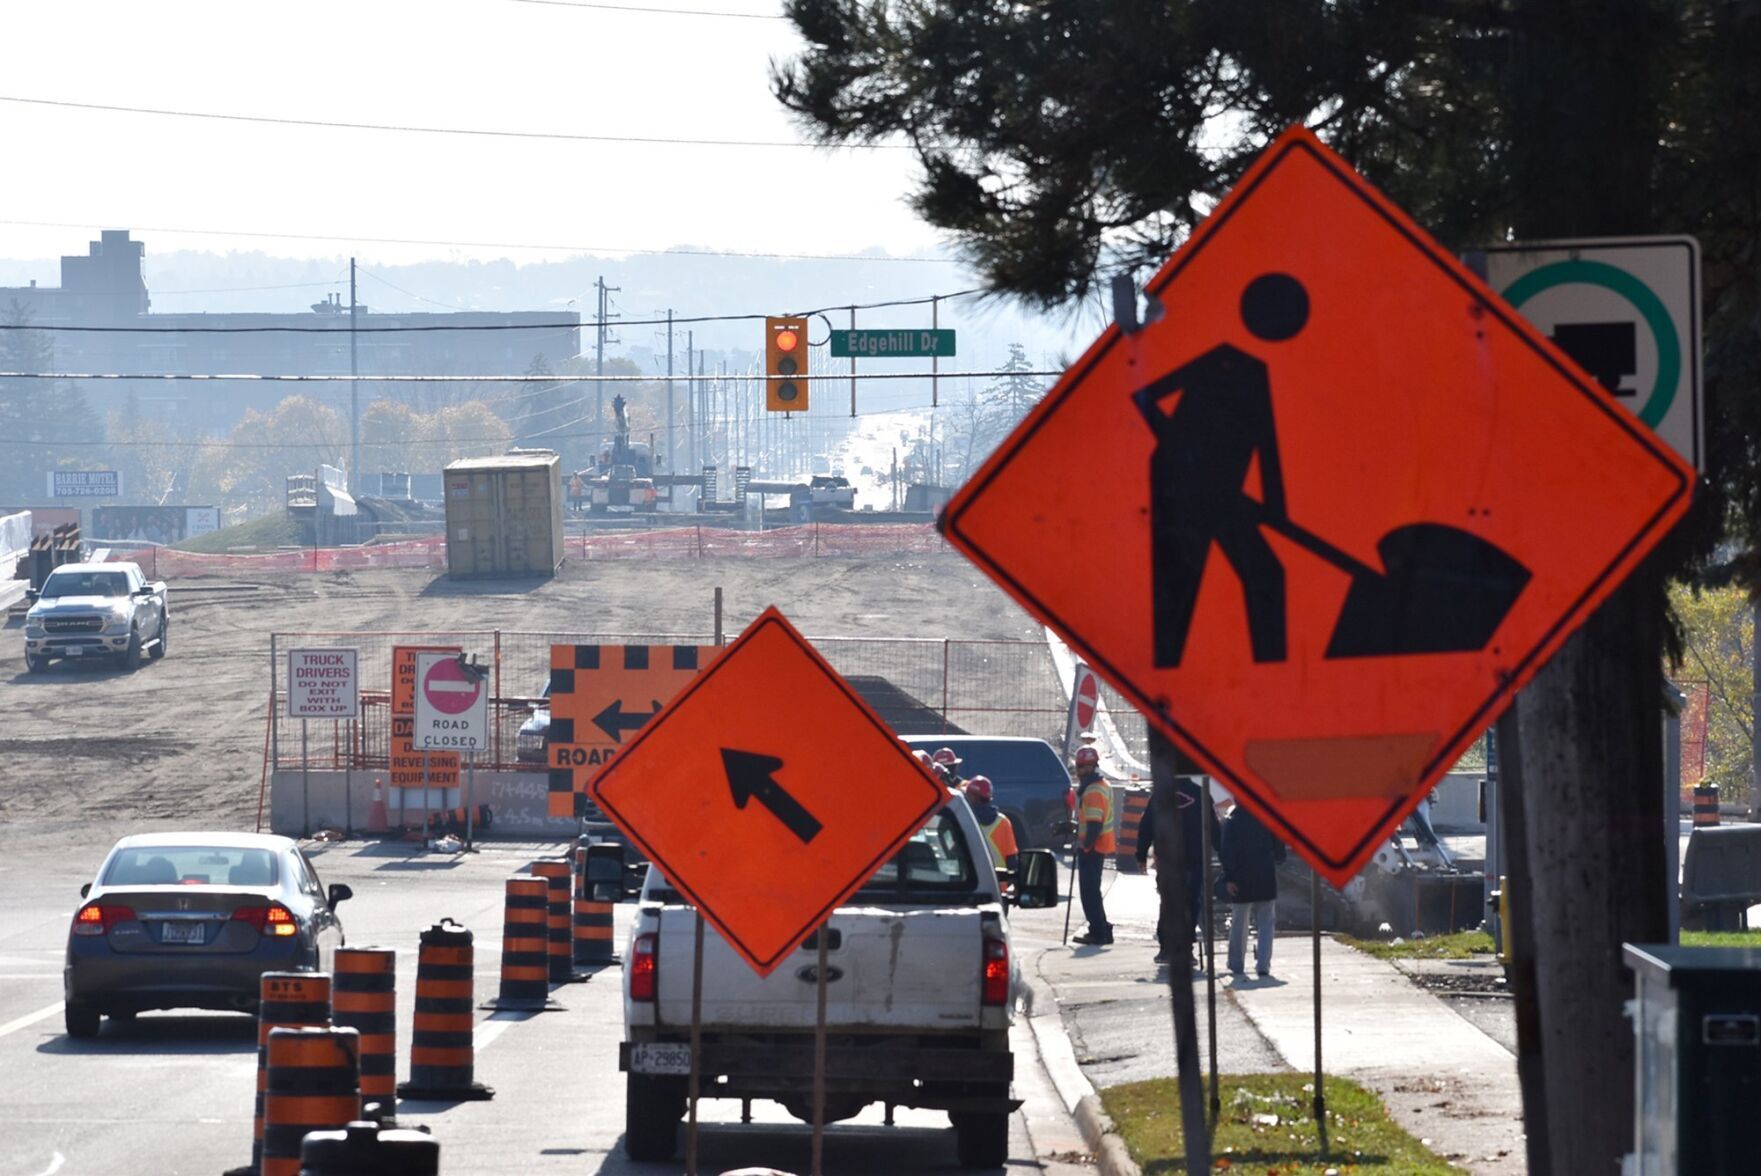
[766, 316, 809, 412]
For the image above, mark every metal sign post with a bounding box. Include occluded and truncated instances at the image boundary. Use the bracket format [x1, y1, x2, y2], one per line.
[465, 749, 476, 851]
[686, 912, 706, 1176]
[1311, 869, 1327, 1150]
[811, 922, 830, 1176]
[1202, 781, 1219, 1122]
[301, 720, 310, 837]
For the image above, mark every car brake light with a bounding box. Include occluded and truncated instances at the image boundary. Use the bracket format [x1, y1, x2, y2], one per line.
[232, 903, 300, 937]
[72, 901, 135, 936]
[981, 935, 1010, 1006]
[630, 932, 658, 1002]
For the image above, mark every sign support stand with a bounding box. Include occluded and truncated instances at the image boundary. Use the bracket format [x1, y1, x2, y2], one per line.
[465, 749, 476, 851]
[1201, 781, 1219, 1123]
[685, 912, 705, 1176]
[300, 719, 310, 837]
[811, 923, 829, 1176]
[1149, 729, 1210, 1173]
[1311, 870, 1327, 1147]
[344, 719, 353, 838]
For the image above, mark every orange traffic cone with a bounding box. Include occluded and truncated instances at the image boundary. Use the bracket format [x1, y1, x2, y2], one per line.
[366, 778, 390, 836]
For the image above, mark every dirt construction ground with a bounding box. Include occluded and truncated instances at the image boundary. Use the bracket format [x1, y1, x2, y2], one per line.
[0, 551, 1044, 849]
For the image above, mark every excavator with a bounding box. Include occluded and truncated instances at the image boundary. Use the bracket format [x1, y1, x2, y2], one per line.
[583, 394, 658, 514]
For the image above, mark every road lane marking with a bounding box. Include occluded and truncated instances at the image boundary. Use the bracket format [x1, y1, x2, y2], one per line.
[29, 1153, 66, 1176]
[0, 1001, 63, 1040]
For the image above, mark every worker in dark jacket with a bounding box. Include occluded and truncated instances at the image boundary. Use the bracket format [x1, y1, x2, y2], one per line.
[1135, 778, 1222, 967]
[1219, 803, 1286, 978]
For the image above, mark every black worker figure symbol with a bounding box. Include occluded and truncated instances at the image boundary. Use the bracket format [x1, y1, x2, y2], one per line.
[1134, 272, 1534, 666]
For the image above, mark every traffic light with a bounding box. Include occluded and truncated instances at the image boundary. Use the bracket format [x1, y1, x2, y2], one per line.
[765, 316, 809, 412]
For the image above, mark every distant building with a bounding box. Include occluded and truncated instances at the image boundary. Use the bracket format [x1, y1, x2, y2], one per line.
[0, 231, 581, 426]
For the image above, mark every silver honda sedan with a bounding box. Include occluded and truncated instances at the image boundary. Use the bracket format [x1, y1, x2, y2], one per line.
[64, 832, 350, 1037]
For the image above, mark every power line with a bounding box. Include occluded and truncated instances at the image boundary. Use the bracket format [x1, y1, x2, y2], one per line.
[357, 266, 468, 311]
[502, 0, 784, 17]
[0, 369, 1058, 383]
[0, 218, 955, 265]
[0, 93, 902, 151]
[0, 288, 987, 333]
[152, 280, 344, 295]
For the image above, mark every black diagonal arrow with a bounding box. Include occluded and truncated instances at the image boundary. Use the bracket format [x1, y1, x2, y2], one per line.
[722, 748, 823, 845]
[593, 699, 662, 743]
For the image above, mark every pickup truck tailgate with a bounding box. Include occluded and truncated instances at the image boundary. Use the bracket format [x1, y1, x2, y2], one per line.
[653, 905, 985, 1031]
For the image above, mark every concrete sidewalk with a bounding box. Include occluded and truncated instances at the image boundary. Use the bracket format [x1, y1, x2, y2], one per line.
[1227, 937, 1524, 1175]
[1027, 871, 1525, 1174]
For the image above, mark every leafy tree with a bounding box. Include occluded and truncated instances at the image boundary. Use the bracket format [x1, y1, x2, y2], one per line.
[188, 395, 346, 516]
[775, 3, 1761, 1167]
[0, 300, 105, 501]
[106, 389, 188, 505]
[1669, 583, 1754, 806]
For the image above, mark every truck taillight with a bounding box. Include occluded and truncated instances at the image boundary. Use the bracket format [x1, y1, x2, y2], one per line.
[232, 902, 299, 937]
[981, 935, 1009, 1006]
[630, 932, 659, 1001]
[72, 901, 135, 936]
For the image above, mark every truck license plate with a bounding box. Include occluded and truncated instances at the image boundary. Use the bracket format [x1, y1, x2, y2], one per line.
[630, 1043, 692, 1075]
[65, 647, 83, 656]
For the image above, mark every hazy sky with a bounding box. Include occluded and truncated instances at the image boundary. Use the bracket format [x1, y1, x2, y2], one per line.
[0, 0, 952, 269]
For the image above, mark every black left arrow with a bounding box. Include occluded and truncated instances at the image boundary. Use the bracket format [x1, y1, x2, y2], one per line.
[594, 699, 661, 743]
[722, 749, 823, 845]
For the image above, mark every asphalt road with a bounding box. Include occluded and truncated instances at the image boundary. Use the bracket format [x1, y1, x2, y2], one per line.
[0, 837, 1091, 1176]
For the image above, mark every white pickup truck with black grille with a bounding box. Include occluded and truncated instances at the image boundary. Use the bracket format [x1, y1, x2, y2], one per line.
[23, 561, 168, 672]
[618, 795, 1058, 1168]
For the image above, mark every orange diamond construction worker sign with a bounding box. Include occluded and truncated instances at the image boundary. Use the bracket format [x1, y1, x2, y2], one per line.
[939, 125, 1695, 887]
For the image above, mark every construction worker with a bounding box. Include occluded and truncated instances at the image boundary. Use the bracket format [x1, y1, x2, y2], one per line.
[1072, 746, 1115, 946]
[964, 776, 1019, 873]
[931, 747, 966, 791]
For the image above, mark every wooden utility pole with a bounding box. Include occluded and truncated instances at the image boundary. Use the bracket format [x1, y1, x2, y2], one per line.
[1506, 4, 1673, 1169]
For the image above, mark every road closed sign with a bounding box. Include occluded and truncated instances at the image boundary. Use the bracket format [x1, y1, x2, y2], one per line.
[287, 648, 358, 720]
[413, 651, 488, 752]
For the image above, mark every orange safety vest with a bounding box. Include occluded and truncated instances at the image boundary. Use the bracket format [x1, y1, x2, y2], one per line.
[1079, 777, 1116, 854]
[979, 812, 1018, 869]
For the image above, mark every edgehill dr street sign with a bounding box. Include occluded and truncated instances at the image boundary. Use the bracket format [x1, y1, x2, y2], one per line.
[829, 329, 956, 359]
[1485, 236, 1702, 470]
[588, 607, 946, 975]
[939, 125, 1695, 888]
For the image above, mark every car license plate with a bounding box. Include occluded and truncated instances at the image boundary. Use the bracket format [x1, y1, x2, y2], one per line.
[160, 921, 206, 945]
[630, 1043, 692, 1075]
[64, 646, 83, 656]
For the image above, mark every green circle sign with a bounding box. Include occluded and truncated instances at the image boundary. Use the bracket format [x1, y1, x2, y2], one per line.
[1500, 259, 1680, 428]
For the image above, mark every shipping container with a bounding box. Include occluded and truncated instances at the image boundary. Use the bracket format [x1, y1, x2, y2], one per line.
[442, 453, 565, 578]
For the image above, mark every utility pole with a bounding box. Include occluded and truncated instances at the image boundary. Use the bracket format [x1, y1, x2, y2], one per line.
[349, 257, 359, 491]
[665, 310, 675, 477]
[686, 330, 696, 474]
[593, 276, 620, 447]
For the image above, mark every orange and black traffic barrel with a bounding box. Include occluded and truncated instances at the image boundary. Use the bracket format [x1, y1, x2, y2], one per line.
[1693, 784, 1721, 827]
[483, 875, 562, 1012]
[299, 1120, 441, 1175]
[240, 971, 332, 1174]
[572, 844, 618, 967]
[332, 946, 397, 1112]
[1115, 788, 1151, 872]
[397, 918, 493, 1100]
[529, 859, 577, 984]
[261, 1025, 360, 1176]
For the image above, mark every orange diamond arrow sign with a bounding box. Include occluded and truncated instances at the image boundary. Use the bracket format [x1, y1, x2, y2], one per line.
[587, 607, 947, 974]
[940, 126, 1695, 887]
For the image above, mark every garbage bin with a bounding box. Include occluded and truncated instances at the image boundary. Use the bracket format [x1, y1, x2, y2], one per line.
[1624, 944, 1761, 1175]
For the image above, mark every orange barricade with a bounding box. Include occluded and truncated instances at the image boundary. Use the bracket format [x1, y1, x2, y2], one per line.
[332, 946, 397, 1110]
[398, 919, 493, 1101]
[483, 877, 562, 1012]
[1115, 789, 1151, 872]
[573, 845, 618, 967]
[529, 859, 578, 984]
[261, 1026, 360, 1176]
[240, 971, 331, 1174]
[1693, 784, 1721, 827]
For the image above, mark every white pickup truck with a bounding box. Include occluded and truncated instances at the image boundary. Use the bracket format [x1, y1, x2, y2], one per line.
[23, 561, 169, 673]
[619, 796, 1058, 1167]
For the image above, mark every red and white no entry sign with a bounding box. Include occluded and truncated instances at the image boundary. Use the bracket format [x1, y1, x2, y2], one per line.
[422, 656, 482, 715]
[1073, 667, 1099, 731]
[414, 651, 488, 751]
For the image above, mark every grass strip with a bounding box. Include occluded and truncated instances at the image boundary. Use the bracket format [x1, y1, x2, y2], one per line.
[1680, 930, 1761, 948]
[1105, 1073, 1458, 1175]
[1335, 929, 1494, 960]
